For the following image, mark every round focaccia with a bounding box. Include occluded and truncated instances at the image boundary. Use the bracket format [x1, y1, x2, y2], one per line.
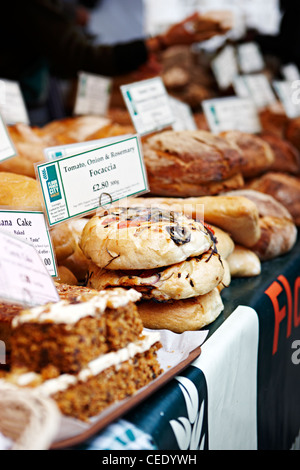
[86, 249, 224, 301]
[80, 206, 213, 270]
[137, 287, 224, 333]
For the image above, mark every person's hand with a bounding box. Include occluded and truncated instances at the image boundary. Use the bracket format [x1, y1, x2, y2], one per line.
[75, 6, 90, 27]
[159, 11, 233, 48]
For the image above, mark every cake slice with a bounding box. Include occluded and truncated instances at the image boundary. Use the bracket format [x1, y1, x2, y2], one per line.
[2, 330, 162, 421]
[0, 283, 101, 359]
[10, 288, 144, 375]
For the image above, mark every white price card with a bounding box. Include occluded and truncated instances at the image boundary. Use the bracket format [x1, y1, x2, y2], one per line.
[202, 97, 261, 134]
[211, 45, 238, 90]
[281, 64, 300, 82]
[0, 231, 59, 307]
[233, 74, 277, 109]
[36, 135, 148, 227]
[169, 96, 197, 131]
[121, 77, 174, 136]
[0, 210, 57, 277]
[273, 80, 300, 119]
[0, 79, 29, 125]
[237, 42, 265, 74]
[44, 135, 132, 161]
[74, 71, 112, 117]
[0, 114, 16, 162]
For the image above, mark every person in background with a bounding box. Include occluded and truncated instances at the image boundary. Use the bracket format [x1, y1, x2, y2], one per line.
[0, 0, 220, 124]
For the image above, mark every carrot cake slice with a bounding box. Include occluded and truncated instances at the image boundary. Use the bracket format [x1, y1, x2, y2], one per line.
[2, 330, 162, 421]
[10, 288, 144, 375]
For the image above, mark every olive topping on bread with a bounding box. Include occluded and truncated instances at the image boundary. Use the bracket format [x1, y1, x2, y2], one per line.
[80, 206, 213, 270]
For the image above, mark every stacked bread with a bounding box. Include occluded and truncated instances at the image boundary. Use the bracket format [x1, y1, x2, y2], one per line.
[80, 206, 228, 333]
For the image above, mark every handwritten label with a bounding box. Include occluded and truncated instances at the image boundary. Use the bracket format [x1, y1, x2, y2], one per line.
[121, 77, 174, 136]
[169, 97, 197, 131]
[0, 79, 29, 125]
[237, 42, 265, 74]
[211, 45, 238, 90]
[273, 80, 300, 119]
[0, 231, 59, 307]
[281, 64, 300, 82]
[74, 71, 112, 117]
[0, 210, 57, 277]
[202, 97, 261, 134]
[233, 74, 276, 109]
[36, 135, 148, 227]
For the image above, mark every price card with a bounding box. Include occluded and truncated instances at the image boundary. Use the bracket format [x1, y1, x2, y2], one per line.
[211, 45, 239, 90]
[202, 96, 261, 134]
[0, 114, 16, 162]
[0, 210, 57, 277]
[44, 135, 132, 161]
[74, 71, 112, 117]
[36, 135, 148, 227]
[121, 77, 174, 136]
[233, 74, 277, 109]
[169, 96, 197, 131]
[273, 80, 300, 118]
[237, 42, 265, 74]
[281, 64, 300, 82]
[0, 231, 59, 307]
[0, 79, 30, 125]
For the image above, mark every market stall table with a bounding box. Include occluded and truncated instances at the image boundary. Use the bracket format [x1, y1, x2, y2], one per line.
[63, 235, 300, 451]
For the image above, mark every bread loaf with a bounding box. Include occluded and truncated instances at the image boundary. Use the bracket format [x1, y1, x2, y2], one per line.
[225, 189, 297, 260]
[137, 288, 224, 333]
[126, 195, 261, 248]
[247, 172, 300, 226]
[259, 132, 300, 175]
[0, 172, 43, 211]
[142, 130, 245, 197]
[220, 130, 275, 178]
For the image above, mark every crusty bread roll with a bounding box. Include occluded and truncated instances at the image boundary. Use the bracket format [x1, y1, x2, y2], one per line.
[51, 218, 90, 281]
[126, 195, 261, 248]
[80, 206, 213, 270]
[209, 225, 234, 259]
[86, 249, 224, 301]
[247, 172, 300, 226]
[218, 258, 231, 291]
[220, 130, 275, 178]
[259, 102, 289, 138]
[251, 216, 297, 261]
[146, 173, 244, 197]
[56, 266, 78, 286]
[137, 287, 224, 333]
[225, 189, 297, 260]
[0, 172, 43, 211]
[227, 188, 294, 220]
[142, 129, 244, 197]
[50, 223, 77, 263]
[227, 245, 261, 277]
[259, 133, 300, 175]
